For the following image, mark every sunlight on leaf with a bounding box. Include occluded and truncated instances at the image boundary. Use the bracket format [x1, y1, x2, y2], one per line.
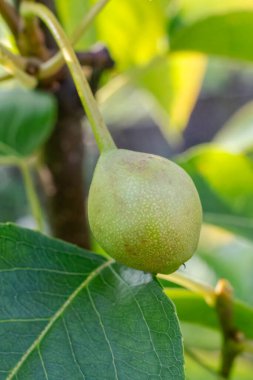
[94, 0, 168, 69]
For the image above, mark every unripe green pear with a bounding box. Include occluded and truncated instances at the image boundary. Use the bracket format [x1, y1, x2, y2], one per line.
[88, 149, 202, 274]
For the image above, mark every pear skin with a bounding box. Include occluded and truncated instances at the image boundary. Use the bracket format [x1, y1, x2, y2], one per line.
[88, 149, 202, 274]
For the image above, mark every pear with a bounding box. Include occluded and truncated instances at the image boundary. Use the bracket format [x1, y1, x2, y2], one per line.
[88, 149, 202, 274]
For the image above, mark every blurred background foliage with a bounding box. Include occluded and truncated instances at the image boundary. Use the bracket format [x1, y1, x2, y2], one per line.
[1, 0, 253, 378]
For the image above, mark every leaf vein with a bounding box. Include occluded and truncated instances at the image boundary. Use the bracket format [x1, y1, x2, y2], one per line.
[6, 259, 112, 380]
[86, 285, 119, 380]
[62, 317, 86, 379]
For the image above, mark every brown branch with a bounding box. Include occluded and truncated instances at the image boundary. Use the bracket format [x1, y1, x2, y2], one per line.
[0, 0, 21, 37]
[215, 280, 245, 378]
[41, 78, 90, 248]
[77, 45, 115, 69]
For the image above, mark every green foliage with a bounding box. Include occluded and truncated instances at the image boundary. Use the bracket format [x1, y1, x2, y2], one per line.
[165, 288, 253, 339]
[1, 224, 184, 379]
[0, 89, 56, 157]
[178, 146, 253, 241]
[1, 0, 253, 378]
[170, 11, 253, 62]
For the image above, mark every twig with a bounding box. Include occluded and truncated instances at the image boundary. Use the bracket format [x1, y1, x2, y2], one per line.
[0, 43, 37, 87]
[159, 272, 247, 378]
[0, 0, 21, 37]
[215, 280, 245, 378]
[39, 0, 112, 79]
[76, 46, 114, 69]
[21, 2, 116, 153]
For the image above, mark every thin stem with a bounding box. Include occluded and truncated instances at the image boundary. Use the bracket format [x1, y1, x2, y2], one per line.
[21, 2, 116, 153]
[20, 162, 44, 232]
[39, 0, 111, 79]
[0, 0, 21, 37]
[0, 43, 37, 87]
[157, 272, 216, 306]
[0, 72, 13, 82]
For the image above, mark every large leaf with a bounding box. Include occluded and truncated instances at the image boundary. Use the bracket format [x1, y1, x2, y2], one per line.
[0, 89, 56, 157]
[0, 224, 184, 379]
[170, 10, 253, 62]
[165, 288, 253, 339]
[178, 146, 253, 241]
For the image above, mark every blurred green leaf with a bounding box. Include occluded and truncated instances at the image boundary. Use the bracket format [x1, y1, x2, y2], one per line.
[134, 52, 206, 134]
[214, 101, 253, 152]
[1, 224, 184, 379]
[196, 227, 253, 304]
[178, 146, 253, 241]
[165, 288, 253, 339]
[185, 347, 253, 380]
[0, 89, 56, 157]
[171, 0, 253, 25]
[95, 0, 168, 70]
[170, 10, 253, 62]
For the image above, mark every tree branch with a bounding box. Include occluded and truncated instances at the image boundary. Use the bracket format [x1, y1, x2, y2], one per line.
[215, 280, 245, 379]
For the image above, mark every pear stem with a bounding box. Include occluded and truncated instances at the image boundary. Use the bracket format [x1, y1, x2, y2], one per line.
[39, 0, 112, 79]
[21, 2, 116, 153]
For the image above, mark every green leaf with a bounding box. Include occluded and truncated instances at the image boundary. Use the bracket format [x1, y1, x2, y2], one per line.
[214, 101, 253, 153]
[170, 0, 253, 25]
[0, 224, 184, 379]
[0, 89, 56, 157]
[95, 0, 168, 70]
[178, 146, 253, 241]
[170, 10, 253, 62]
[165, 288, 253, 340]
